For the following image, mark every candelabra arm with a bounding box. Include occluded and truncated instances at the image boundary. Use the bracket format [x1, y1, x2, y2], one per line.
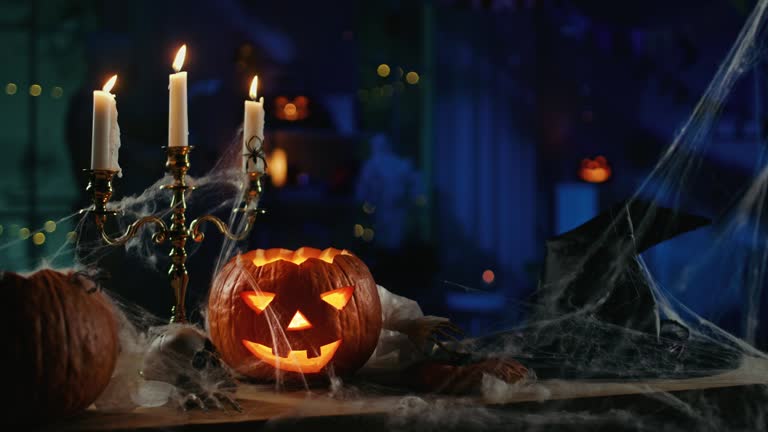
[188, 170, 264, 243]
[189, 212, 257, 243]
[84, 150, 265, 325]
[95, 215, 169, 246]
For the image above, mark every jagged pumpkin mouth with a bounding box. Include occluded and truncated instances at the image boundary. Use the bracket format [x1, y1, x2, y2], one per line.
[241, 339, 342, 373]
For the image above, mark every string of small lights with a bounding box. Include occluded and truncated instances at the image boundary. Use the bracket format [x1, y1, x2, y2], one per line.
[0, 220, 77, 246]
[4, 82, 65, 98]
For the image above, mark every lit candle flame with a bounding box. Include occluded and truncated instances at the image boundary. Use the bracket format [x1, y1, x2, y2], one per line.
[172, 44, 187, 73]
[249, 75, 258, 100]
[102, 75, 117, 93]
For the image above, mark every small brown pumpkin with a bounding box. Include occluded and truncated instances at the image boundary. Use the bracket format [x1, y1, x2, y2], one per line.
[1, 269, 118, 424]
[208, 247, 382, 380]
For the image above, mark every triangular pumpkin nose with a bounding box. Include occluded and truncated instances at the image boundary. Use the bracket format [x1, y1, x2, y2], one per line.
[287, 310, 312, 331]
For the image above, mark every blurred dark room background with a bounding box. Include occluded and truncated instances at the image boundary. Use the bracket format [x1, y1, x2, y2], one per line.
[1, 0, 766, 346]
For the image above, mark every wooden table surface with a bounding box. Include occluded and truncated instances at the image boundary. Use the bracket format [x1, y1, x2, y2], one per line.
[53, 358, 768, 431]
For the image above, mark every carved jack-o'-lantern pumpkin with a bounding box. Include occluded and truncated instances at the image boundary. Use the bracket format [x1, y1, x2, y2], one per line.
[208, 247, 382, 379]
[579, 155, 612, 183]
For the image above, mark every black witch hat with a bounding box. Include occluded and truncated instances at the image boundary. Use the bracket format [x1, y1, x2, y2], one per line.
[511, 199, 742, 379]
[532, 198, 710, 335]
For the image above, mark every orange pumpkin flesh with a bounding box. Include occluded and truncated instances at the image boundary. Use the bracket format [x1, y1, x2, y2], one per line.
[1, 269, 118, 424]
[208, 247, 382, 379]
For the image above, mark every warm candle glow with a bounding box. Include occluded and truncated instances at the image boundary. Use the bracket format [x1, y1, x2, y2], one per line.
[172, 45, 187, 72]
[268, 148, 288, 187]
[102, 75, 117, 93]
[579, 156, 612, 183]
[249, 75, 258, 100]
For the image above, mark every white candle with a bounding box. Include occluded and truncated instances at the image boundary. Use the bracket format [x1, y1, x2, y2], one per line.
[91, 74, 121, 173]
[243, 75, 265, 172]
[169, 44, 188, 147]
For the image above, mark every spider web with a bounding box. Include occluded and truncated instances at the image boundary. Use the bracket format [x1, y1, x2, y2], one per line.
[3, 0, 768, 428]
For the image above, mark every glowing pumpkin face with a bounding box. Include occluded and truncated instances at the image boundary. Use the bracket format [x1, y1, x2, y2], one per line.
[579, 156, 612, 183]
[208, 248, 382, 379]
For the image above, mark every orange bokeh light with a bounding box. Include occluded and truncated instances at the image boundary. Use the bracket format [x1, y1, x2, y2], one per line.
[579, 155, 612, 183]
[268, 148, 288, 188]
[274, 96, 310, 121]
[482, 269, 495, 284]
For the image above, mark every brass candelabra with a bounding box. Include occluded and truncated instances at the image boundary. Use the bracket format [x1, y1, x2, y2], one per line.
[84, 146, 263, 323]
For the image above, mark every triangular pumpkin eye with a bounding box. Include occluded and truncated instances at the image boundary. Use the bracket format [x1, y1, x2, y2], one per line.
[320, 286, 354, 310]
[240, 292, 275, 313]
